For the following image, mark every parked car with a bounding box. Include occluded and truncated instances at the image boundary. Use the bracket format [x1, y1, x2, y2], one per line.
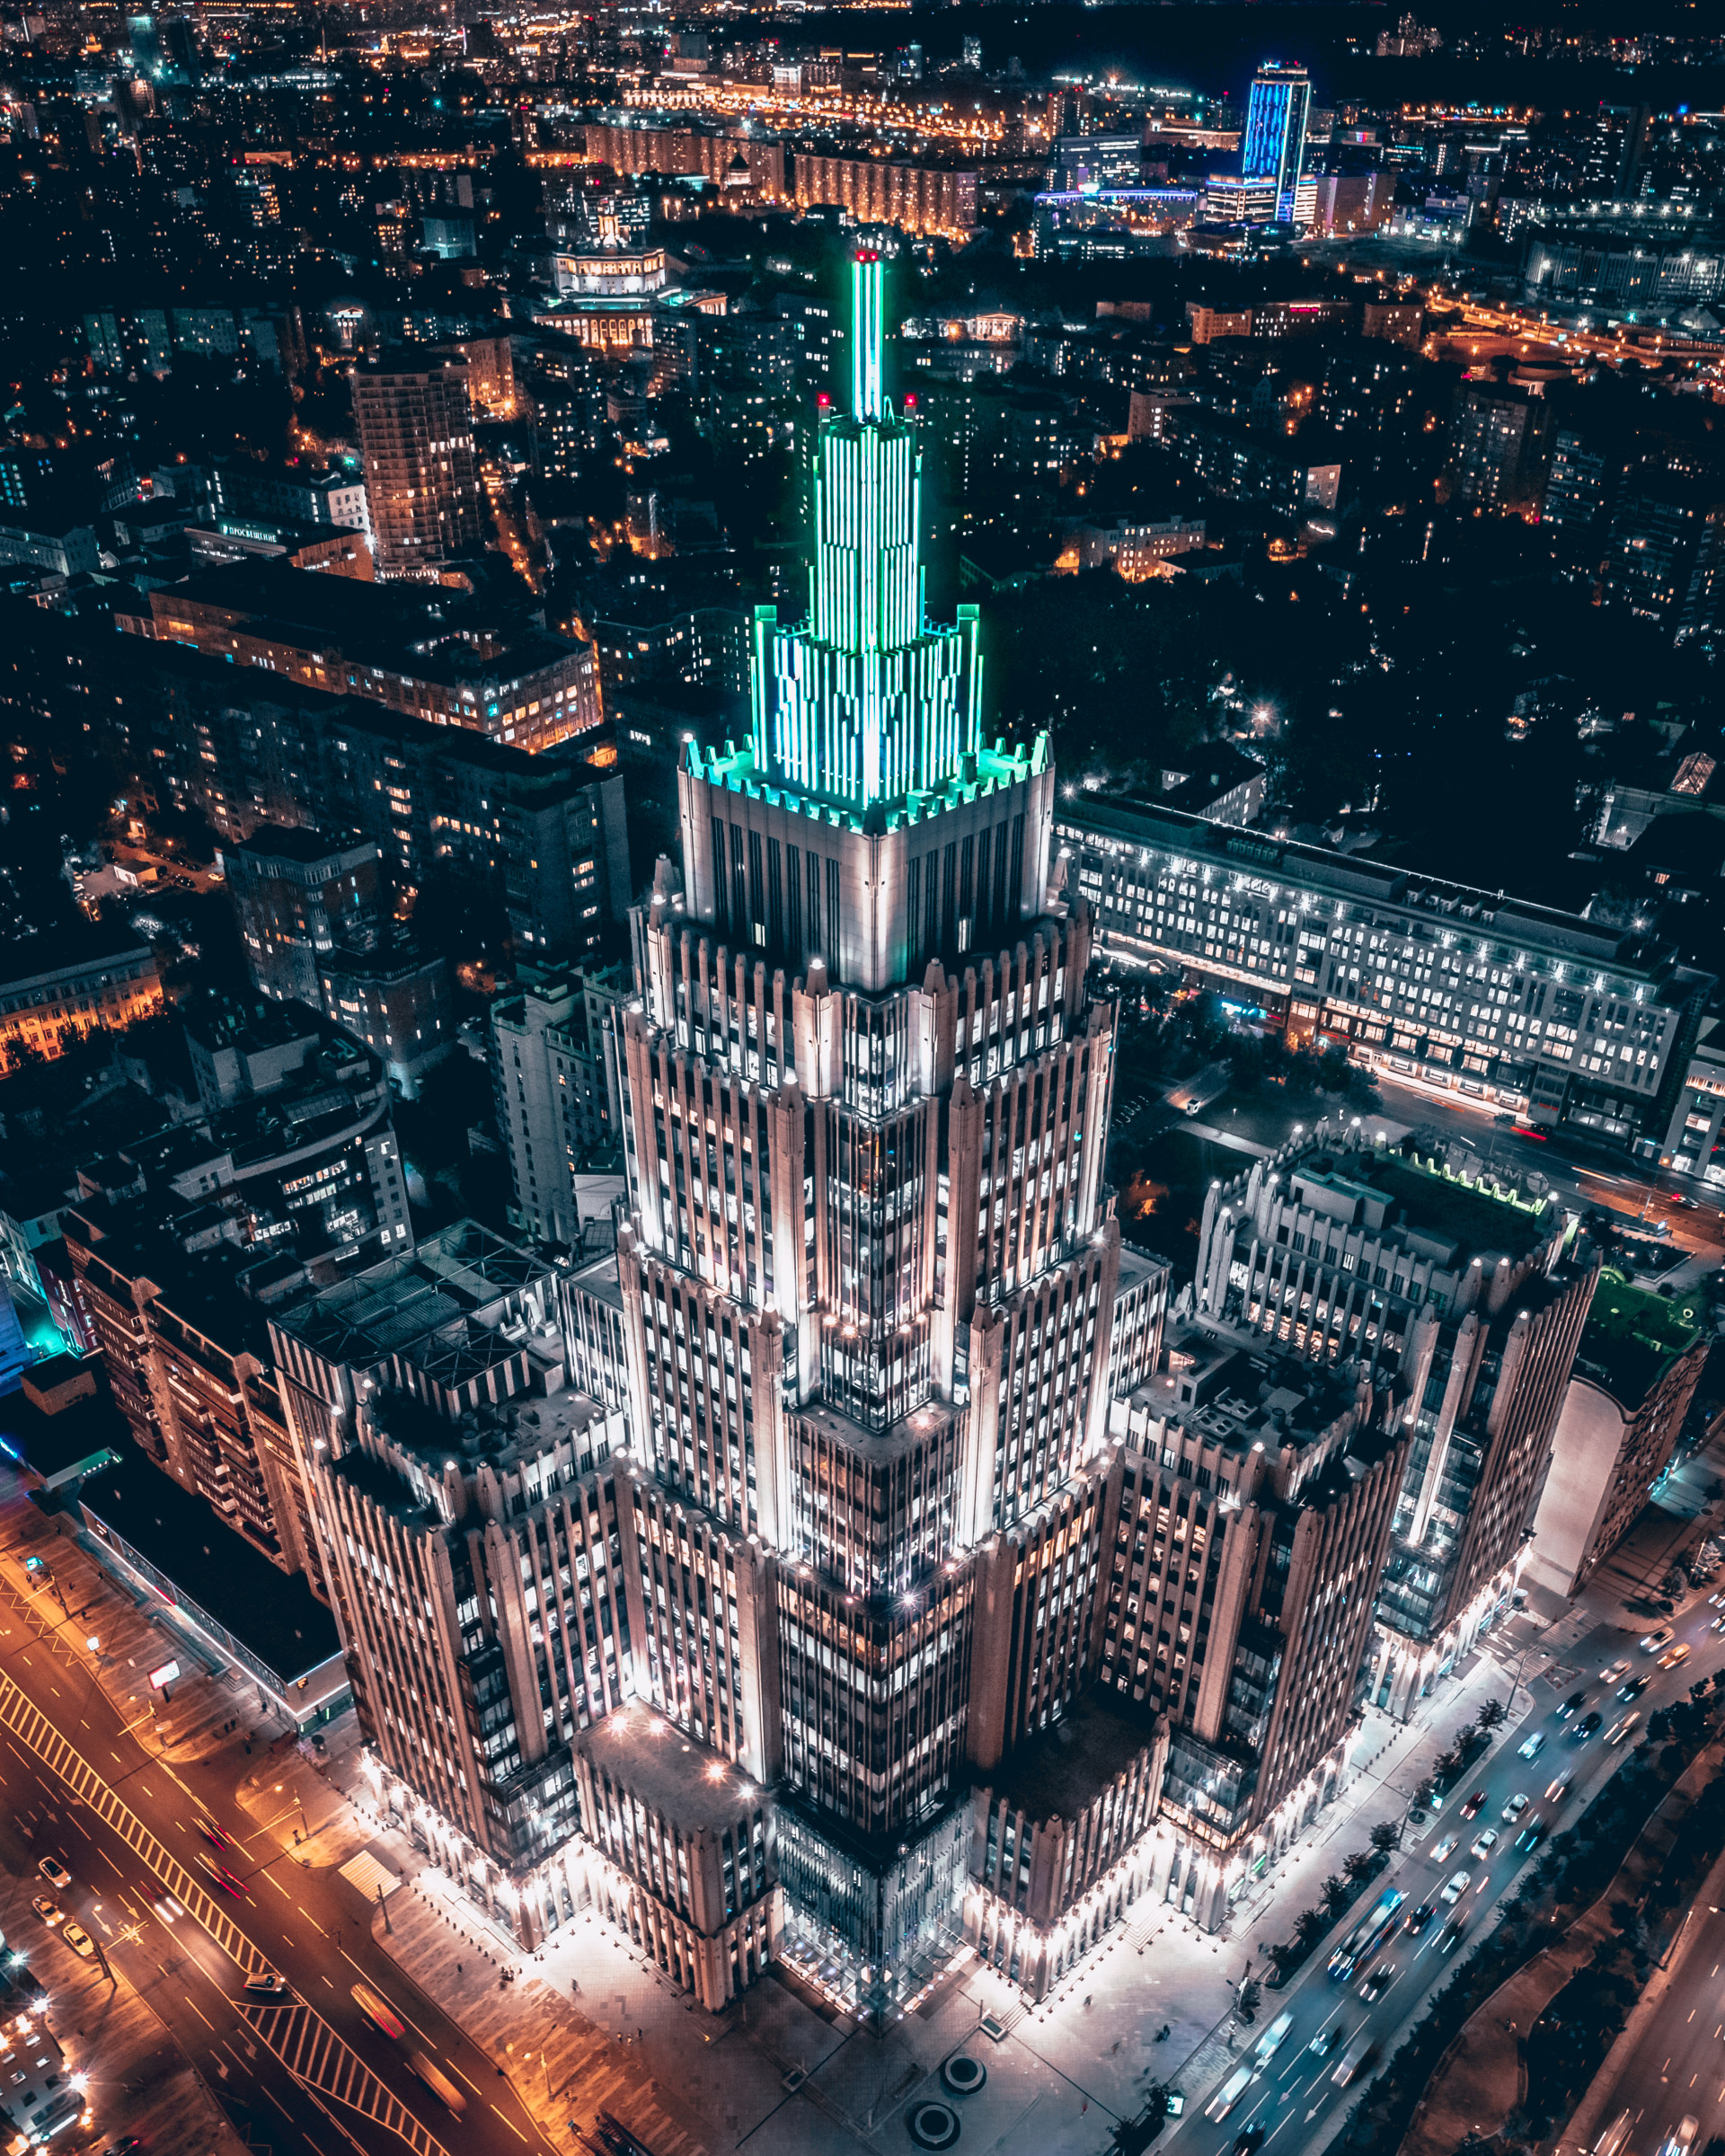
[35, 1857, 71, 1891]
[30, 1898, 63, 1928]
[62, 1922, 96, 1962]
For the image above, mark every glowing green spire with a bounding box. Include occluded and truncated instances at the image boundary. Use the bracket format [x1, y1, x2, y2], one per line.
[749, 251, 980, 810]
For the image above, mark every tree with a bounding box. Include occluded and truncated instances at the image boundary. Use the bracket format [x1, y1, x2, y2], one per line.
[1321, 1874, 1350, 1919]
[1370, 1821, 1400, 1857]
[1476, 1698, 1508, 1733]
[1235, 1976, 1262, 2026]
[1413, 1776, 1438, 1813]
[1455, 1719, 1480, 1755]
[1112, 2084, 1170, 2155]
[1293, 1908, 1326, 1949]
[1343, 1850, 1376, 1886]
[1435, 1747, 1463, 1783]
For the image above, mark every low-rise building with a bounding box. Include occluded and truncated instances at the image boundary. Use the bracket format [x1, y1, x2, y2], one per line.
[491, 963, 629, 1244]
[0, 930, 163, 1076]
[1059, 796, 1714, 1152]
[1663, 1022, 1725, 1183]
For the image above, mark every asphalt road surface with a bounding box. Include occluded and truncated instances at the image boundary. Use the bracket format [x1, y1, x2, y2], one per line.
[0, 1541, 560, 2156]
[1172, 1600, 1725, 2156]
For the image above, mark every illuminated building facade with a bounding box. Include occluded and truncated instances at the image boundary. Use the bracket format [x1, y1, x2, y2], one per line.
[615, 250, 1136, 2013]
[1241, 63, 1311, 225]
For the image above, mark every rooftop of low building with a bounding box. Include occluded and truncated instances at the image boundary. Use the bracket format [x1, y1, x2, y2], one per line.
[572, 1703, 768, 1833]
[1572, 1268, 1705, 1409]
[986, 1688, 1162, 1827]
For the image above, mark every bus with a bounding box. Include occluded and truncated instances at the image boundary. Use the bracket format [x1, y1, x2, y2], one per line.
[1329, 1887, 1405, 1984]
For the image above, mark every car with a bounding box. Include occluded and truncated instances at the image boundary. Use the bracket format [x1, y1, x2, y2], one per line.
[1431, 1834, 1460, 1863]
[1712, 1615, 1725, 1634]
[1331, 2031, 1376, 2088]
[1546, 1769, 1575, 1804]
[1659, 1643, 1691, 1671]
[1600, 1660, 1632, 1686]
[1438, 1913, 1469, 1954]
[1618, 1674, 1650, 1701]
[102, 2143, 144, 2156]
[1359, 1962, 1396, 2002]
[405, 2051, 469, 2118]
[153, 1895, 184, 1924]
[1641, 1627, 1675, 1654]
[1308, 2026, 1342, 2058]
[1516, 1821, 1546, 1854]
[350, 1982, 407, 2041]
[1471, 1828, 1499, 1860]
[1253, 2011, 1296, 2064]
[1458, 1790, 1488, 1820]
[1501, 1791, 1531, 1825]
[1607, 1713, 1641, 1746]
[1573, 1710, 1605, 1742]
[196, 1817, 236, 1852]
[244, 1974, 289, 1995]
[62, 1922, 96, 1962]
[194, 1853, 246, 1897]
[1404, 1902, 1437, 1937]
[1518, 1730, 1546, 1760]
[1441, 1871, 1472, 1904]
[1229, 2135, 1263, 2156]
[35, 1857, 71, 1892]
[1557, 1688, 1588, 1719]
[31, 1898, 63, 1927]
[1657, 2118, 1700, 2156]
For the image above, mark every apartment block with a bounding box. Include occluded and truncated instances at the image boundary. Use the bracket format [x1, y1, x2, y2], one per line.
[351, 356, 484, 577]
[0, 929, 163, 1074]
[132, 559, 601, 755]
[224, 824, 383, 1007]
[491, 963, 629, 1245]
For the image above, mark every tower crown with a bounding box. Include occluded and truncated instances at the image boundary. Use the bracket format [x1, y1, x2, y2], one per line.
[742, 251, 982, 812]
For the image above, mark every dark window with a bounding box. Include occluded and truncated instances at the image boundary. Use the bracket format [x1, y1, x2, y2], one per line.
[786, 844, 802, 958]
[767, 839, 783, 951]
[711, 817, 730, 933]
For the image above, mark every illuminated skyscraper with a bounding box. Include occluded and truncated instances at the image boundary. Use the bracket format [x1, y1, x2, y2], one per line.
[1242, 62, 1312, 225]
[615, 248, 1138, 2010]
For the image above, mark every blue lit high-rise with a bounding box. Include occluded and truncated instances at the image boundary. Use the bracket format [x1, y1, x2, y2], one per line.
[1242, 62, 1312, 225]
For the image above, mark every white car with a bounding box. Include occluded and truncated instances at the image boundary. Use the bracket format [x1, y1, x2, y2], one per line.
[1441, 1870, 1472, 1904]
[1501, 1791, 1531, 1825]
[1431, 1833, 1459, 1863]
[1599, 1660, 1632, 1685]
[1470, 1828, 1499, 1860]
[1640, 1627, 1674, 1654]
[1517, 1731, 1545, 1760]
[36, 1857, 71, 1892]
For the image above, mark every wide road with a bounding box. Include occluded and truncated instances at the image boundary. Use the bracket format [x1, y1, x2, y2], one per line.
[1171, 1597, 1725, 2156]
[1565, 1862, 1725, 2155]
[0, 1533, 559, 2156]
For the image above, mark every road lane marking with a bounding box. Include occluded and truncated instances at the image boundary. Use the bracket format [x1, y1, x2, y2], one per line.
[261, 1870, 291, 1897]
[184, 1994, 215, 2028]
[300, 1909, 328, 1935]
[491, 2110, 528, 2143]
[262, 2086, 294, 2122]
[99, 1851, 122, 1876]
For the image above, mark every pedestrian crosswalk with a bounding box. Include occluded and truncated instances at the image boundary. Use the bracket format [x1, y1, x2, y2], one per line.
[0, 1668, 272, 1976]
[238, 2001, 450, 2156]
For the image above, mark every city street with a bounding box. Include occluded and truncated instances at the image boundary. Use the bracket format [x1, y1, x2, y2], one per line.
[1167, 1595, 1725, 2156]
[0, 1513, 558, 2156]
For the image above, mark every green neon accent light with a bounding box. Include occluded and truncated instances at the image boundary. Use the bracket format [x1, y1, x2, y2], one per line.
[745, 250, 981, 811]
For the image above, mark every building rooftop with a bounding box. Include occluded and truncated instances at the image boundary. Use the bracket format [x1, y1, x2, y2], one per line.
[573, 1703, 766, 1831]
[273, 1220, 553, 1371]
[1572, 1269, 1706, 1409]
[1063, 794, 1707, 1006]
[75, 1441, 341, 1686]
[987, 1689, 1162, 1825]
[232, 823, 373, 869]
[0, 925, 155, 996]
